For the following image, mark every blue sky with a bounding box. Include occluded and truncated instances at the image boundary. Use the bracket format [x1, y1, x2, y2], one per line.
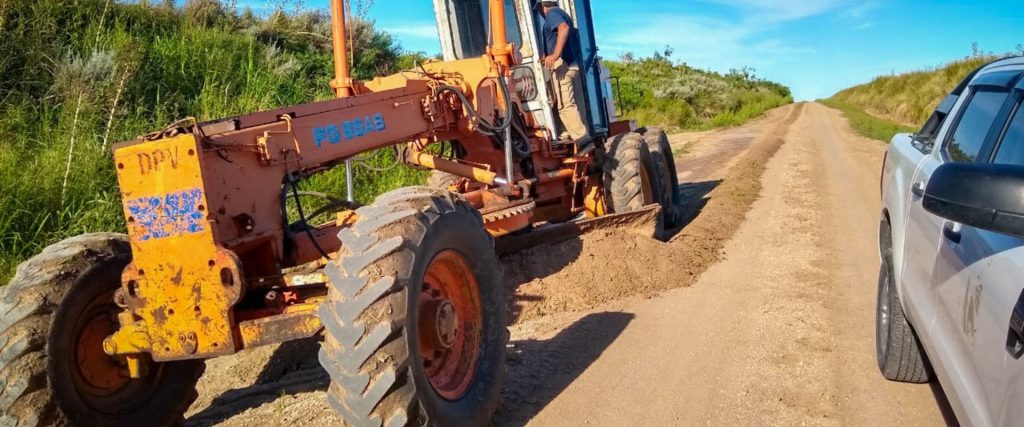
[288, 1, 1022, 100]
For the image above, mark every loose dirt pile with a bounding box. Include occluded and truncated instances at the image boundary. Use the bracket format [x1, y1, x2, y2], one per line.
[503, 104, 802, 324]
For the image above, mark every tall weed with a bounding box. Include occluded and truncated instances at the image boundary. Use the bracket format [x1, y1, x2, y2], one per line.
[0, 0, 421, 283]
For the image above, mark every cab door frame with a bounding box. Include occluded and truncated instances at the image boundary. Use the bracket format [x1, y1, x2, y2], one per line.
[432, 0, 559, 138]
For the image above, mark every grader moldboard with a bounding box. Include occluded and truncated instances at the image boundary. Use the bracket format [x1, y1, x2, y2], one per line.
[0, 0, 682, 425]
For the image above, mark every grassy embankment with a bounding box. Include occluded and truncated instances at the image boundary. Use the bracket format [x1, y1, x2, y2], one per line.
[818, 98, 916, 142]
[822, 55, 1007, 142]
[606, 52, 793, 132]
[0, 0, 428, 282]
[0, 1, 793, 283]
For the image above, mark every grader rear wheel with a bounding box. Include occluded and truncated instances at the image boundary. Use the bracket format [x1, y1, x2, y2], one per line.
[603, 132, 667, 236]
[0, 233, 205, 426]
[643, 127, 683, 231]
[318, 187, 506, 427]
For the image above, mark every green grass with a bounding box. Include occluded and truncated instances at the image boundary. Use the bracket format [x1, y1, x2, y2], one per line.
[0, 0, 425, 284]
[819, 98, 916, 142]
[830, 55, 1002, 126]
[0, 2, 793, 284]
[607, 53, 792, 131]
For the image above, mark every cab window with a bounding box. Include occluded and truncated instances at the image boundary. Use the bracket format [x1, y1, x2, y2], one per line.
[946, 88, 1010, 162]
[447, 0, 523, 59]
[994, 104, 1024, 166]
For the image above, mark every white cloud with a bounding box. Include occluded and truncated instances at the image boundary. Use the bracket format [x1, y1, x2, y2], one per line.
[699, 0, 854, 24]
[841, 1, 881, 20]
[595, 0, 881, 99]
[600, 10, 813, 71]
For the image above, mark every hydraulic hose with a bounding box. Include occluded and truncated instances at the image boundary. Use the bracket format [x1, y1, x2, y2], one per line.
[436, 76, 530, 158]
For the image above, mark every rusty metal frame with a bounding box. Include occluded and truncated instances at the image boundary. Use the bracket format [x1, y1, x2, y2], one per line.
[103, 0, 612, 367]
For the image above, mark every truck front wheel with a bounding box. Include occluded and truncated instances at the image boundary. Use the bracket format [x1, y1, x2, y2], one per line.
[875, 221, 930, 383]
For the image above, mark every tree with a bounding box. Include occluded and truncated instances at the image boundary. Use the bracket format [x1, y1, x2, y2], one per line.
[183, 0, 227, 28]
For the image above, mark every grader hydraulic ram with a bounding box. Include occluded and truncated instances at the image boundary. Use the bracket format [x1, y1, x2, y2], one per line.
[0, 0, 681, 426]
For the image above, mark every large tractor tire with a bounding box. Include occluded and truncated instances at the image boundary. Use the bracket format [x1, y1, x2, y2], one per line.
[318, 187, 507, 427]
[602, 132, 668, 236]
[643, 127, 683, 229]
[0, 233, 205, 426]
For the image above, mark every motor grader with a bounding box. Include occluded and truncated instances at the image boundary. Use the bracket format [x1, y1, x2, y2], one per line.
[0, 0, 681, 425]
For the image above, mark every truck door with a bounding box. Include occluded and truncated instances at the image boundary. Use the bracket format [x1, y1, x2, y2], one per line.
[903, 79, 1015, 424]
[932, 87, 1024, 426]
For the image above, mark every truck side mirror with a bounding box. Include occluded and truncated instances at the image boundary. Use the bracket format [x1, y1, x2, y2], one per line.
[509, 65, 539, 103]
[923, 162, 1024, 238]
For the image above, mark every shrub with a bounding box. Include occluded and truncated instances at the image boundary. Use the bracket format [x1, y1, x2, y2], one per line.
[606, 54, 792, 131]
[0, 0, 422, 283]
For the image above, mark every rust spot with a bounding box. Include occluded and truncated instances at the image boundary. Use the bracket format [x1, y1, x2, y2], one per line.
[171, 267, 183, 285]
[151, 308, 167, 326]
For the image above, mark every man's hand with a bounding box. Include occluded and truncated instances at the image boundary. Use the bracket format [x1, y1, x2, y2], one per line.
[544, 55, 558, 70]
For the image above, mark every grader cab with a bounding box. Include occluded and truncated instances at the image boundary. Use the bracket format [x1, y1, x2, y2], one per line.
[0, 1, 681, 426]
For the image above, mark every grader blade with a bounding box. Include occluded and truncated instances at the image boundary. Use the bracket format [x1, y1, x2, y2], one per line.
[496, 205, 662, 255]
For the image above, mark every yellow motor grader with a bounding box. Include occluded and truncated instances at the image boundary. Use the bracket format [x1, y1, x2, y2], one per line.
[0, 0, 680, 425]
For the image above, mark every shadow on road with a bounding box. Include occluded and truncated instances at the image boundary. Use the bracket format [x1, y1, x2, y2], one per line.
[502, 236, 584, 323]
[496, 311, 634, 426]
[186, 339, 327, 426]
[674, 179, 722, 230]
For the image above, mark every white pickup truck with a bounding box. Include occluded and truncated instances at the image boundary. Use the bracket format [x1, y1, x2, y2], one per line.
[878, 56, 1024, 426]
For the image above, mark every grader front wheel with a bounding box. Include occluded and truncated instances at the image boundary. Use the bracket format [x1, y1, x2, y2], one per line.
[0, 234, 205, 426]
[318, 187, 507, 427]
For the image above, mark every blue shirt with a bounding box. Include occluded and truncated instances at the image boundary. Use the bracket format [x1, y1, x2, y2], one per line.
[542, 8, 578, 66]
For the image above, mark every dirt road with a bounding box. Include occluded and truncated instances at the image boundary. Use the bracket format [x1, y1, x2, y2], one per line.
[184, 103, 953, 426]
[510, 103, 951, 426]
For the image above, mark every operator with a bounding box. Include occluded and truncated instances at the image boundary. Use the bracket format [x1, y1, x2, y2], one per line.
[536, 0, 590, 143]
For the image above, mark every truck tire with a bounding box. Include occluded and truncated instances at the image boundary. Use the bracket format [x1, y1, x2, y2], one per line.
[318, 187, 507, 427]
[876, 222, 930, 383]
[643, 128, 682, 229]
[0, 233, 205, 426]
[426, 170, 459, 191]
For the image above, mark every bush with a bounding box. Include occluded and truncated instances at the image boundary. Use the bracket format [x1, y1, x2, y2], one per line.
[606, 54, 792, 131]
[0, 0, 424, 283]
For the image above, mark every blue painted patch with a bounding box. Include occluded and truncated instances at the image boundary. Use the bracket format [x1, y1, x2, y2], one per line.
[313, 113, 387, 147]
[127, 188, 206, 241]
